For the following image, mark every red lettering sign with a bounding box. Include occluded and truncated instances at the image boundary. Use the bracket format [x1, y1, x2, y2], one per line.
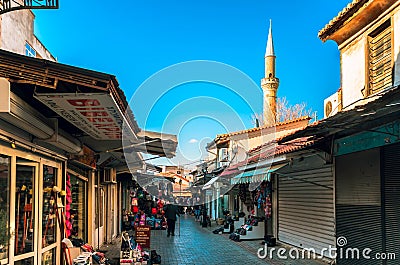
[67, 99, 100, 106]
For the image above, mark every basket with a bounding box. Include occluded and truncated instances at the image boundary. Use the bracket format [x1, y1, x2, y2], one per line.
[216, 218, 225, 225]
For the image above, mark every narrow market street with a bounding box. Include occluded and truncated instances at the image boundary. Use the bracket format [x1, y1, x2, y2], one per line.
[103, 215, 326, 265]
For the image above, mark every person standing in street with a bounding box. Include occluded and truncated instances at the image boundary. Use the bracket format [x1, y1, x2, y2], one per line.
[163, 201, 180, 237]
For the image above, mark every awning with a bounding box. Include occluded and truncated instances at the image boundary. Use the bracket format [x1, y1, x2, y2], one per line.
[202, 177, 220, 190]
[231, 163, 287, 185]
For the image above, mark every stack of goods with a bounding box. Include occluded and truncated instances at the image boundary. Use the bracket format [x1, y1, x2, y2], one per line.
[72, 252, 92, 265]
[229, 216, 264, 241]
[80, 244, 108, 264]
[120, 232, 161, 265]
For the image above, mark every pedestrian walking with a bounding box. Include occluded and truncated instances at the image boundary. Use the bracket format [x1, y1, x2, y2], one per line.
[163, 201, 180, 237]
[194, 205, 200, 221]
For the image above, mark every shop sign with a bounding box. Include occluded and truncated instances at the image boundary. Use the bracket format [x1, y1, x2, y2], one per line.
[70, 145, 97, 169]
[135, 225, 151, 248]
[34, 93, 134, 140]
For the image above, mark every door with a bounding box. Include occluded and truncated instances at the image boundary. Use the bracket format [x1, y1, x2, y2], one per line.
[14, 159, 38, 265]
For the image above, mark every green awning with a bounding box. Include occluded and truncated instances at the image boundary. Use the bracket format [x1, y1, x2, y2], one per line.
[231, 164, 287, 185]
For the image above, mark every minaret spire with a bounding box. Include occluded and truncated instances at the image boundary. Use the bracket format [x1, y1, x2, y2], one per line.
[261, 19, 279, 126]
[265, 19, 275, 57]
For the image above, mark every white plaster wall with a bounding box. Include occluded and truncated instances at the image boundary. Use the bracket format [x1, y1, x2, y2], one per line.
[393, 10, 400, 86]
[0, 9, 55, 61]
[33, 36, 56, 61]
[1, 9, 34, 55]
[340, 37, 366, 109]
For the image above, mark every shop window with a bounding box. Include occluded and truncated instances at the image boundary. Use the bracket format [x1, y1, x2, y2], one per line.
[69, 174, 87, 241]
[0, 155, 10, 260]
[15, 159, 36, 256]
[42, 166, 57, 248]
[368, 19, 392, 95]
[14, 257, 34, 265]
[25, 42, 36, 58]
[42, 247, 56, 265]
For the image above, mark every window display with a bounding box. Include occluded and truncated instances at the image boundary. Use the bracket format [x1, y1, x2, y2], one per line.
[0, 155, 10, 260]
[42, 166, 58, 247]
[15, 160, 36, 255]
[42, 248, 56, 265]
[14, 257, 33, 265]
[68, 174, 87, 241]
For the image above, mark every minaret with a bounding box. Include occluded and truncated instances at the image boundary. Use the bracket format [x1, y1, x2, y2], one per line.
[261, 20, 279, 126]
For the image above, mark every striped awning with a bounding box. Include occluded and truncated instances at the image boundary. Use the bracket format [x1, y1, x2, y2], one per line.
[231, 164, 287, 185]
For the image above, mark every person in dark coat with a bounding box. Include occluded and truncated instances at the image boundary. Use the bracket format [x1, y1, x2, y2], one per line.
[163, 201, 180, 237]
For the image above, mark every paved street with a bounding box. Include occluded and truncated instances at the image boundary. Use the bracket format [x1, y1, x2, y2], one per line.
[103, 215, 328, 265]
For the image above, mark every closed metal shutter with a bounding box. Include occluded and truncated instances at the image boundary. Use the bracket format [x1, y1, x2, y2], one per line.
[336, 148, 382, 265]
[278, 165, 335, 256]
[383, 143, 400, 265]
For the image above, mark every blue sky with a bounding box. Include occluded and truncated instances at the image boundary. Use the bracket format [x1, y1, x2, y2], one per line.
[33, 0, 350, 167]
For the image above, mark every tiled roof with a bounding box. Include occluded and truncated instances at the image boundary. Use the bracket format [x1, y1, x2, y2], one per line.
[214, 116, 310, 144]
[246, 137, 317, 165]
[318, 0, 369, 41]
[218, 136, 317, 175]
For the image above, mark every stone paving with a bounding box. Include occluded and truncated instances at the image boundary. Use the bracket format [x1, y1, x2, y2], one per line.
[101, 215, 330, 265]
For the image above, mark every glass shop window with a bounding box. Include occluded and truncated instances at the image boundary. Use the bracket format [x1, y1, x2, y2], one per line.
[15, 159, 36, 255]
[68, 174, 87, 241]
[42, 166, 58, 247]
[42, 248, 56, 265]
[0, 155, 10, 260]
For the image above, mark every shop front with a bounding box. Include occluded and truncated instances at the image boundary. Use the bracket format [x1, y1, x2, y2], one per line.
[275, 153, 335, 258]
[334, 122, 400, 265]
[0, 139, 64, 265]
[66, 169, 89, 242]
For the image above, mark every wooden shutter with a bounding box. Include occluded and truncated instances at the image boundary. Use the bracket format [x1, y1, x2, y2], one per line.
[368, 20, 392, 95]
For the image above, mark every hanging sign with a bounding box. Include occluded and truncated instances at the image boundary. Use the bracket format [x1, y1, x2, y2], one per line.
[34, 93, 134, 140]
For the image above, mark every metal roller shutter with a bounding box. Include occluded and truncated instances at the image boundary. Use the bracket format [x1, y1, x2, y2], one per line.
[336, 148, 382, 265]
[383, 143, 400, 265]
[278, 165, 335, 256]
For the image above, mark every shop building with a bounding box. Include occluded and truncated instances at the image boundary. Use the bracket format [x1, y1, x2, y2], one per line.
[268, 1, 400, 263]
[0, 48, 176, 265]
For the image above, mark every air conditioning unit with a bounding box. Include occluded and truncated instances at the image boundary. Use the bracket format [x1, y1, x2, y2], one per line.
[100, 168, 116, 183]
[324, 91, 340, 118]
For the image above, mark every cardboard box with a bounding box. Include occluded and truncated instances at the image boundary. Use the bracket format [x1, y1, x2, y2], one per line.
[69, 247, 81, 260]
